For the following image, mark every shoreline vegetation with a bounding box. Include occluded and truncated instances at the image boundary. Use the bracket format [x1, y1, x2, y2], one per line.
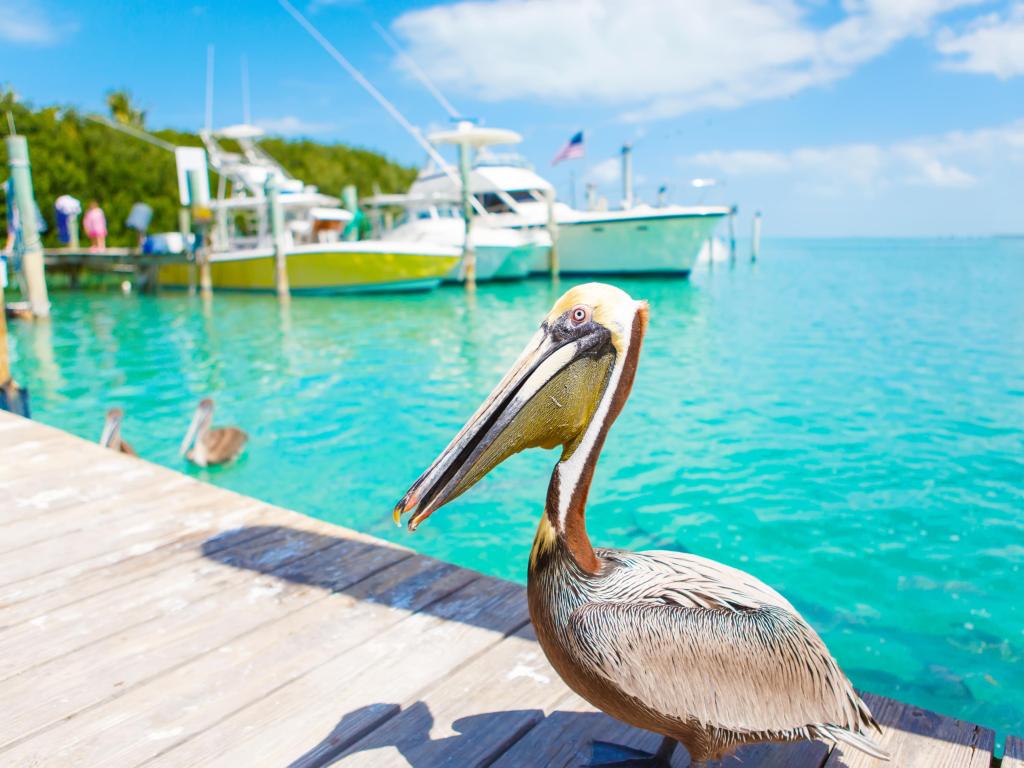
[0, 88, 417, 249]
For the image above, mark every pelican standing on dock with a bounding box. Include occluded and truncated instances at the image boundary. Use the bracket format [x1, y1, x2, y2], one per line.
[179, 398, 247, 467]
[394, 283, 889, 766]
[99, 407, 136, 456]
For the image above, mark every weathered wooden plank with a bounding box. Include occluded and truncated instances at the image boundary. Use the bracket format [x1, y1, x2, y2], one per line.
[494, 691, 830, 768]
[0, 438, 174, 523]
[822, 693, 993, 768]
[0, 551, 470, 764]
[148, 576, 529, 767]
[493, 693, 684, 768]
[1003, 736, 1024, 768]
[0, 523, 345, 679]
[0, 521, 273, 627]
[0, 486, 260, 591]
[0, 500, 268, 614]
[335, 629, 565, 768]
[0, 474, 200, 554]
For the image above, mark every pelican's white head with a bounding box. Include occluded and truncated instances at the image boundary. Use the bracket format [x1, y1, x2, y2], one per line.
[394, 282, 648, 533]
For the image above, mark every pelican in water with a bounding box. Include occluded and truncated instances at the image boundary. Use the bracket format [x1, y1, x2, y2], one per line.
[395, 284, 889, 766]
[99, 408, 136, 456]
[179, 398, 247, 467]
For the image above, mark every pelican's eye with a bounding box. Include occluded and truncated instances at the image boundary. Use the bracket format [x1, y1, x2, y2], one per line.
[570, 305, 591, 325]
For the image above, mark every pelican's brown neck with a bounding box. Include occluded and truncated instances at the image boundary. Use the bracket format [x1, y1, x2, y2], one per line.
[534, 307, 648, 576]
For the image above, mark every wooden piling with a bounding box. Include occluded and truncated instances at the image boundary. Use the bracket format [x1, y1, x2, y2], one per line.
[546, 189, 559, 280]
[0, 272, 29, 416]
[187, 169, 212, 296]
[457, 141, 476, 289]
[177, 206, 195, 295]
[341, 184, 359, 242]
[728, 205, 737, 263]
[266, 176, 290, 299]
[4, 135, 50, 318]
[752, 210, 762, 263]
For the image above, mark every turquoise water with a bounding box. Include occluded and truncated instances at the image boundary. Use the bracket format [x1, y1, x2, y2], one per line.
[8, 238, 1023, 747]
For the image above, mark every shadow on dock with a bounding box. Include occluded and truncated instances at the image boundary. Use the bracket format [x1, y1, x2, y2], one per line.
[200, 525, 532, 637]
[283, 694, 987, 768]
[287, 702, 546, 768]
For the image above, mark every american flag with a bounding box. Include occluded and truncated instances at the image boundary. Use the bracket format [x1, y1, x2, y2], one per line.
[551, 131, 584, 166]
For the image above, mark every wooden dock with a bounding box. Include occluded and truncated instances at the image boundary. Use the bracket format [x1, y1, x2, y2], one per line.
[0, 411, 1012, 767]
[42, 247, 186, 290]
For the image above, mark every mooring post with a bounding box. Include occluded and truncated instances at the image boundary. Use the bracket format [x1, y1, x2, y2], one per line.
[68, 211, 79, 250]
[752, 210, 762, 263]
[545, 188, 559, 280]
[341, 184, 359, 242]
[0, 268, 29, 416]
[178, 204, 194, 294]
[457, 139, 476, 289]
[728, 205, 737, 263]
[621, 143, 634, 210]
[187, 169, 212, 296]
[266, 175, 290, 298]
[5, 135, 49, 318]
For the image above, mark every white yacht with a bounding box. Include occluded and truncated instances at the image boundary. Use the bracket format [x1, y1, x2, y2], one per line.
[410, 125, 729, 276]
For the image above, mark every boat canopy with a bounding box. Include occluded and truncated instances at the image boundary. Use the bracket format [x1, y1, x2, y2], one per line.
[427, 123, 522, 148]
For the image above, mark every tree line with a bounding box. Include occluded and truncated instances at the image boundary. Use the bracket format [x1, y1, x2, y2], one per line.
[0, 88, 418, 248]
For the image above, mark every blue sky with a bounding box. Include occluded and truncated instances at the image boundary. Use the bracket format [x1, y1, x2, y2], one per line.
[2, 0, 1024, 236]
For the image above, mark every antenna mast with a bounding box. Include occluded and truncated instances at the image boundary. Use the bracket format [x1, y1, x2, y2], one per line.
[276, 0, 459, 185]
[204, 44, 215, 133]
[371, 21, 460, 120]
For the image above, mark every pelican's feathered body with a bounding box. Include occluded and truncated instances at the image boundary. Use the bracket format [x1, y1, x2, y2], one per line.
[179, 398, 247, 467]
[395, 283, 888, 765]
[99, 408, 136, 456]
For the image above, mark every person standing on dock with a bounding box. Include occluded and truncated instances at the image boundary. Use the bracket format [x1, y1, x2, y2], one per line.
[83, 200, 107, 251]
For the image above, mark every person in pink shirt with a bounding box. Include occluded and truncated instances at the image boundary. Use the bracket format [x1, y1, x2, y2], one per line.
[83, 200, 107, 251]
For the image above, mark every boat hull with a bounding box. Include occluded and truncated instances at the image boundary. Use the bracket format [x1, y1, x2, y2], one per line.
[535, 211, 726, 275]
[158, 245, 460, 294]
[443, 245, 506, 283]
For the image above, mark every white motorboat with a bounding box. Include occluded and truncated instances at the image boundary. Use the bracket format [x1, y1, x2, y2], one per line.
[366, 193, 549, 282]
[411, 124, 729, 276]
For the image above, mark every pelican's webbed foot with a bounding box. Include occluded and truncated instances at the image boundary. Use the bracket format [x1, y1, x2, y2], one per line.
[583, 736, 677, 767]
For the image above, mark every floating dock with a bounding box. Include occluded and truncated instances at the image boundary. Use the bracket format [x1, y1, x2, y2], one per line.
[0, 412, 1014, 767]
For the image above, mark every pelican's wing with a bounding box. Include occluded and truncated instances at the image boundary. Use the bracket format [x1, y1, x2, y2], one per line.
[567, 600, 881, 748]
[207, 427, 248, 461]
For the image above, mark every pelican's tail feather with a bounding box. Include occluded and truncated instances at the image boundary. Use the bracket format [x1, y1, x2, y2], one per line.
[816, 724, 891, 761]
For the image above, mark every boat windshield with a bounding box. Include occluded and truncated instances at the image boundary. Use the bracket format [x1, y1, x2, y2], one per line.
[473, 189, 545, 213]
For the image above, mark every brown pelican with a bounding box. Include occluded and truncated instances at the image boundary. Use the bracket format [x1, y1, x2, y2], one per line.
[394, 283, 889, 766]
[179, 398, 247, 467]
[99, 407, 136, 456]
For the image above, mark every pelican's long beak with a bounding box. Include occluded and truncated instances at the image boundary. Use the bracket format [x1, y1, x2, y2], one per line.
[394, 315, 617, 531]
[179, 407, 205, 457]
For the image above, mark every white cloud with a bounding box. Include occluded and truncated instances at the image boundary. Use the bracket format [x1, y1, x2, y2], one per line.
[936, 3, 1024, 78]
[583, 157, 620, 185]
[0, 0, 74, 45]
[685, 120, 1024, 192]
[392, 0, 981, 122]
[255, 115, 332, 136]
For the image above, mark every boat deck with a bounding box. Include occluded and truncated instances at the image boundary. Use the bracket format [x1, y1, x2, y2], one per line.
[0, 412, 1009, 767]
